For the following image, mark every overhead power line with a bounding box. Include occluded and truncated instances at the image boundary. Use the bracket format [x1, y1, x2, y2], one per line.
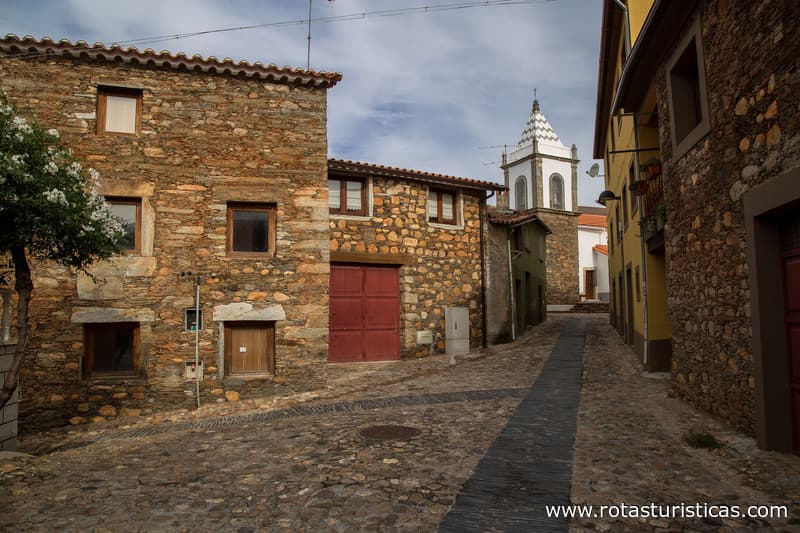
[2, 0, 553, 62]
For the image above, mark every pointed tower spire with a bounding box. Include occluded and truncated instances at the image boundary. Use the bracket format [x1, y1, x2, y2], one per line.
[518, 96, 562, 147]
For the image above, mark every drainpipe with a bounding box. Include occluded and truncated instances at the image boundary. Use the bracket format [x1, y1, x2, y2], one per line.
[194, 273, 201, 409]
[612, 0, 632, 55]
[631, 115, 649, 369]
[480, 190, 494, 348]
[507, 236, 516, 341]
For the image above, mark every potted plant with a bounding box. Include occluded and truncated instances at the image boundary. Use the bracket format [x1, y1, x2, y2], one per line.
[655, 202, 667, 230]
[642, 158, 662, 179]
[632, 179, 649, 196]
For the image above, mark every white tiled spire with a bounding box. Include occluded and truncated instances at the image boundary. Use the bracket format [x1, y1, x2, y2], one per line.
[518, 99, 562, 147]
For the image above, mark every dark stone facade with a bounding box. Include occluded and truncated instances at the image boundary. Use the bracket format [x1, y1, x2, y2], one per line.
[536, 210, 580, 309]
[656, 1, 800, 435]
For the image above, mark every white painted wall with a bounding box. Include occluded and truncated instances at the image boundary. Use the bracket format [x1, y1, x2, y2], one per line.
[541, 158, 573, 210]
[577, 225, 608, 299]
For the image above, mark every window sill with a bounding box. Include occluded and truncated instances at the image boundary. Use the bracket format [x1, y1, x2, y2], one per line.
[428, 221, 463, 231]
[84, 374, 145, 384]
[227, 252, 275, 259]
[330, 213, 373, 221]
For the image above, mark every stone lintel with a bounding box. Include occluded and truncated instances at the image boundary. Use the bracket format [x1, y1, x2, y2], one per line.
[331, 251, 414, 265]
[212, 303, 286, 322]
[71, 307, 156, 323]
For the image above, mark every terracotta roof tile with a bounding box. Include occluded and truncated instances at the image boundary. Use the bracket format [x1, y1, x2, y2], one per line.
[328, 158, 504, 191]
[593, 244, 609, 256]
[578, 213, 607, 228]
[488, 208, 552, 233]
[0, 34, 342, 88]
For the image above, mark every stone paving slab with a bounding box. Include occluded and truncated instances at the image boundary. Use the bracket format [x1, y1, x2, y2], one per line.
[439, 318, 585, 532]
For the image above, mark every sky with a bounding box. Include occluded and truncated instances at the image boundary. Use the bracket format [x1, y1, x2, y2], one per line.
[1, 0, 606, 206]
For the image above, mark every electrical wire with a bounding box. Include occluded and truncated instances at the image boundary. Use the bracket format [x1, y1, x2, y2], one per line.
[1, 0, 554, 62]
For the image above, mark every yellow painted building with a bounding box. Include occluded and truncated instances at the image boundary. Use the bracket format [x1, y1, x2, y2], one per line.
[593, 0, 671, 370]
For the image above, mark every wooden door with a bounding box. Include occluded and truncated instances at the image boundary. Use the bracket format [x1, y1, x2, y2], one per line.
[783, 248, 800, 453]
[225, 322, 274, 375]
[329, 264, 400, 362]
[585, 270, 595, 300]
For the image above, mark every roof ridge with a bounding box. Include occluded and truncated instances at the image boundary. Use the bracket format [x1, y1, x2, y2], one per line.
[328, 158, 504, 191]
[0, 34, 342, 88]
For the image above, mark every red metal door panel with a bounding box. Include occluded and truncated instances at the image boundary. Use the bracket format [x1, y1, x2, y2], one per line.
[364, 331, 401, 361]
[329, 264, 400, 362]
[365, 267, 399, 296]
[784, 251, 800, 453]
[331, 265, 363, 296]
[365, 299, 400, 330]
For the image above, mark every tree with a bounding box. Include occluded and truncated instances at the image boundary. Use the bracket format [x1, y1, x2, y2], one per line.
[0, 92, 123, 409]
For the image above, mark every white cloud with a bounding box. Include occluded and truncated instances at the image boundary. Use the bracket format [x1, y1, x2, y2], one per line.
[1, 0, 606, 204]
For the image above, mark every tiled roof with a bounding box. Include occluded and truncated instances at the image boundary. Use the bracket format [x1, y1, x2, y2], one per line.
[578, 213, 607, 228]
[592, 244, 609, 256]
[518, 100, 562, 147]
[488, 208, 552, 233]
[0, 34, 342, 89]
[328, 158, 505, 191]
[578, 205, 607, 216]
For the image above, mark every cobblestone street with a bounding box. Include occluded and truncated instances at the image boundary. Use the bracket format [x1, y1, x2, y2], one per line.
[1, 315, 800, 532]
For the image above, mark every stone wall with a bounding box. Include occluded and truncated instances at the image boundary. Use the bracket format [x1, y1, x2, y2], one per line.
[486, 223, 513, 344]
[486, 219, 547, 343]
[536, 209, 579, 308]
[657, 0, 800, 434]
[0, 345, 18, 450]
[329, 177, 485, 355]
[0, 53, 332, 428]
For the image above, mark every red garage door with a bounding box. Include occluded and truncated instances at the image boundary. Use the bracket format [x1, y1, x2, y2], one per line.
[329, 264, 400, 362]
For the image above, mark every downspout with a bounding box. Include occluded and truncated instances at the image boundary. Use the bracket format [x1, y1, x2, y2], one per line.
[612, 0, 632, 55]
[195, 273, 201, 409]
[479, 190, 494, 348]
[632, 115, 649, 368]
[507, 236, 516, 341]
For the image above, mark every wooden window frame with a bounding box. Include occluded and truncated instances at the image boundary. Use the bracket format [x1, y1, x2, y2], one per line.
[83, 322, 141, 379]
[428, 188, 457, 225]
[96, 86, 143, 136]
[329, 177, 367, 216]
[226, 203, 277, 257]
[106, 197, 142, 254]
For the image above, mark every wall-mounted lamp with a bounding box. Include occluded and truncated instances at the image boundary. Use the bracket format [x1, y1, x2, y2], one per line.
[596, 190, 621, 206]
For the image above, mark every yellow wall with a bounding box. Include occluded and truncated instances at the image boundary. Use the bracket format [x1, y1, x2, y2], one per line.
[601, 0, 671, 347]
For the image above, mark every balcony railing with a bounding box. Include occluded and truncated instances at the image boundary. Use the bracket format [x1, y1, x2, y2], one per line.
[643, 171, 663, 218]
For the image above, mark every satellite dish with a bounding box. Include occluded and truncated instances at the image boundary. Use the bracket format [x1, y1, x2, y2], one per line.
[587, 163, 601, 177]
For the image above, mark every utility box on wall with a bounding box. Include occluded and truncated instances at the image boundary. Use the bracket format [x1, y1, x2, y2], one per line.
[445, 307, 469, 356]
[184, 361, 204, 380]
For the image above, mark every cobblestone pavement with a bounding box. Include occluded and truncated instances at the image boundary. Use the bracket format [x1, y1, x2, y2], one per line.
[2, 315, 800, 532]
[571, 318, 800, 532]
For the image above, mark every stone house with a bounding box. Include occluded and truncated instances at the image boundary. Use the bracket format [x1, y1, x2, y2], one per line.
[606, 1, 800, 452]
[327, 159, 504, 361]
[485, 208, 550, 344]
[0, 35, 340, 427]
[500, 99, 580, 311]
